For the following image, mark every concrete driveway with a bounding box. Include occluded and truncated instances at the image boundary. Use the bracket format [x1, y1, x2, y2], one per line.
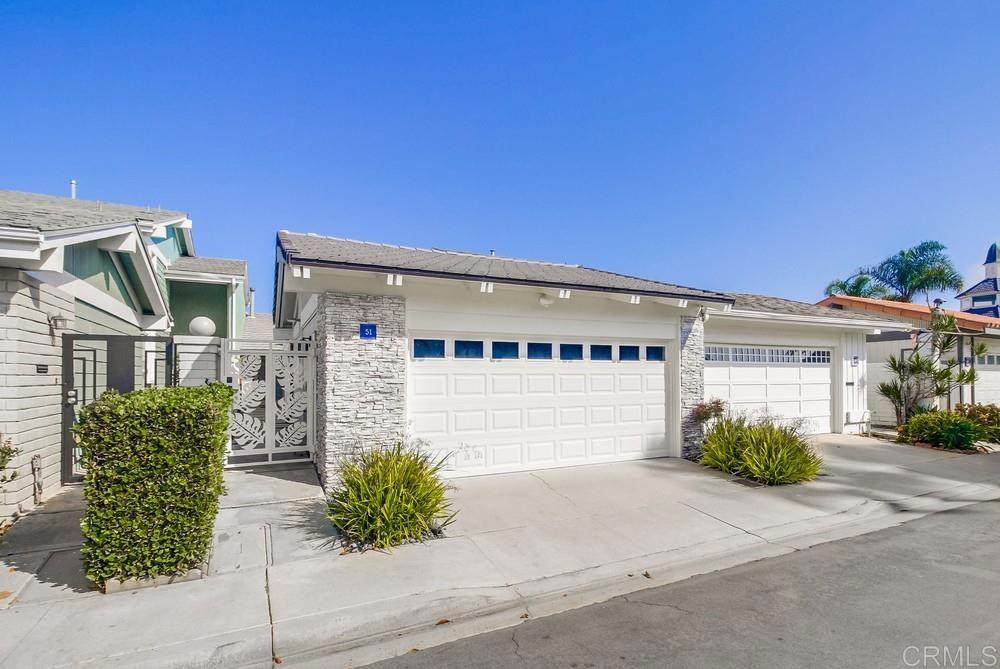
[2, 435, 998, 669]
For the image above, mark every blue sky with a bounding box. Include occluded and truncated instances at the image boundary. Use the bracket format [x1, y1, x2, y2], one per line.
[2, 2, 999, 310]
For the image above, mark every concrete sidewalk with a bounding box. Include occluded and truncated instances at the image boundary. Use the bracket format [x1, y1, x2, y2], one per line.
[2, 436, 999, 668]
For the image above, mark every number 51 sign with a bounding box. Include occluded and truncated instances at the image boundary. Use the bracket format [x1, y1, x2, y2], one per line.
[360, 323, 377, 340]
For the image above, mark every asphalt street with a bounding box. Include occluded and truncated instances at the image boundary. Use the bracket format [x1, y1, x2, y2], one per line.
[372, 500, 1000, 669]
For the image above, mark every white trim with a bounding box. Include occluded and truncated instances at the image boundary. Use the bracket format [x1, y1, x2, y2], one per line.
[164, 269, 245, 284]
[39, 222, 142, 249]
[25, 270, 144, 327]
[0, 226, 44, 259]
[107, 252, 144, 313]
[715, 309, 910, 332]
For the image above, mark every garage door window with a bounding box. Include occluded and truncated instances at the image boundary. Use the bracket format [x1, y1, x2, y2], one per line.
[802, 350, 832, 364]
[619, 345, 640, 361]
[559, 343, 584, 360]
[646, 346, 665, 361]
[492, 341, 519, 359]
[527, 342, 552, 359]
[414, 339, 445, 359]
[768, 349, 799, 364]
[591, 344, 613, 361]
[455, 340, 484, 358]
[705, 346, 730, 362]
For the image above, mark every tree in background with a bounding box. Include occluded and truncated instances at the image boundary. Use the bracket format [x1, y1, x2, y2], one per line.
[877, 309, 985, 425]
[862, 241, 964, 303]
[824, 274, 891, 299]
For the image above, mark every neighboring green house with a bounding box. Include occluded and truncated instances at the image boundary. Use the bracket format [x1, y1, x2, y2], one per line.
[0, 188, 251, 520]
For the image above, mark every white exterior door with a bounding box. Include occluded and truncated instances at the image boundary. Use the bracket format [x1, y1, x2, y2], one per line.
[704, 345, 833, 434]
[407, 335, 669, 476]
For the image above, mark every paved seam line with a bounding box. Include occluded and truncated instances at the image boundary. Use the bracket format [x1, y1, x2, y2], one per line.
[264, 525, 277, 667]
[528, 473, 577, 507]
[677, 501, 797, 550]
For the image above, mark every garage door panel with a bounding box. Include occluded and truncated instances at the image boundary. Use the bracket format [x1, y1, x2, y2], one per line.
[491, 374, 522, 395]
[526, 407, 555, 429]
[620, 435, 643, 454]
[560, 374, 586, 394]
[705, 345, 832, 436]
[453, 374, 487, 396]
[411, 411, 448, 434]
[454, 410, 487, 433]
[705, 385, 731, 400]
[413, 374, 448, 397]
[765, 367, 800, 382]
[800, 367, 832, 382]
[730, 366, 768, 383]
[409, 334, 669, 475]
[526, 374, 555, 395]
[731, 384, 768, 401]
[590, 374, 615, 393]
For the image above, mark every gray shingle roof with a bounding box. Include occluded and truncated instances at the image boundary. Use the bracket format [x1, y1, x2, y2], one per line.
[732, 293, 907, 323]
[0, 189, 186, 234]
[278, 231, 734, 303]
[241, 315, 275, 340]
[168, 256, 247, 277]
[956, 278, 997, 298]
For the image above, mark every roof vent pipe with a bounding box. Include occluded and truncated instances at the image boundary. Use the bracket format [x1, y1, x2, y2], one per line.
[69, 180, 77, 199]
[249, 288, 256, 316]
[490, 249, 495, 256]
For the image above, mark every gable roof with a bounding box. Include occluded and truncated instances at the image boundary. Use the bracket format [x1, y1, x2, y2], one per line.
[167, 255, 247, 277]
[731, 293, 906, 324]
[0, 189, 186, 234]
[956, 278, 998, 298]
[817, 295, 1000, 332]
[277, 231, 734, 303]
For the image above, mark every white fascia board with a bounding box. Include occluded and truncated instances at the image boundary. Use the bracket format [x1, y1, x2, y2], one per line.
[0, 226, 44, 259]
[38, 222, 138, 250]
[164, 269, 245, 284]
[26, 270, 142, 327]
[715, 309, 913, 332]
[137, 216, 188, 236]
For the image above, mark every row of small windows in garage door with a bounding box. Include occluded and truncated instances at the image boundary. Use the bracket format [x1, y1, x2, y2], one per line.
[413, 339, 666, 362]
[705, 345, 833, 365]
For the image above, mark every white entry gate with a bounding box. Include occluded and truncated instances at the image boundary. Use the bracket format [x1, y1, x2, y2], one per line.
[223, 339, 315, 467]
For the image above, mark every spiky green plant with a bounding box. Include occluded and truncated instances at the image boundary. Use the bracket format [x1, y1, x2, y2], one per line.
[701, 416, 822, 485]
[737, 422, 823, 485]
[328, 443, 456, 550]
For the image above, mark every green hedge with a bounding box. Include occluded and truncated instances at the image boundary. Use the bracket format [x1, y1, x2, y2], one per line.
[900, 411, 981, 450]
[74, 383, 235, 585]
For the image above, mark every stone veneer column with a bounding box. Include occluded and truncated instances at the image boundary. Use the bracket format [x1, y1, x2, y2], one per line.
[679, 314, 706, 460]
[314, 292, 407, 491]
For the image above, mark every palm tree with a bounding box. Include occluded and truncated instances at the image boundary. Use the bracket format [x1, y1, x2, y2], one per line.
[824, 274, 890, 299]
[862, 241, 964, 303]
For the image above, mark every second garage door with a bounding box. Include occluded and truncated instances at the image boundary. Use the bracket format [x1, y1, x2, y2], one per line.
[704, 344, 833, 434]
[407, 334, 669, 476]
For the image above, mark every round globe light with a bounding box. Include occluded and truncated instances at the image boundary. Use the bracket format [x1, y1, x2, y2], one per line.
[188, 316, 217, 336]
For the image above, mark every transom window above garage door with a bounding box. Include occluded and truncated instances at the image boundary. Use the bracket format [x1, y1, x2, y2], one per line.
[411, 337, 667, 362]
[705, 345, 831, 365]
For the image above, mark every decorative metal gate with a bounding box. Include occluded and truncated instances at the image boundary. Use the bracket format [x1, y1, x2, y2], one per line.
[223, 339, 314, 466]
[61, 334, 174, 483]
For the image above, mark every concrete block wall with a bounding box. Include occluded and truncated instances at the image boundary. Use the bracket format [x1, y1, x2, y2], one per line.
[314, 292, 407, 491]
[680, 315, 706, 460]
[0, 269, 75, 521]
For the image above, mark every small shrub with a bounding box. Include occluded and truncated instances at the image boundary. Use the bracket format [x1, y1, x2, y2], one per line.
[328, 443, 455, 550]
[700, 415, 823, 485]
[954, 403, 1000, 443]
[738, 422, 823, 485]
[692, 399, 727, 424]
[700, 415, 747, 474]
[901, 411, 982, 450]
[74, 383, 235, 585]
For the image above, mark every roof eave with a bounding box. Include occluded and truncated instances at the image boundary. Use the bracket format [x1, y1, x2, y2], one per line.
[284, 254, 735, 305]
[716, 308, 911, 331]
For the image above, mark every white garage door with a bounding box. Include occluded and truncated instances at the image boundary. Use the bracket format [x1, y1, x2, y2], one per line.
[407, 335, 669, 476]
[704, 345, 833, 434]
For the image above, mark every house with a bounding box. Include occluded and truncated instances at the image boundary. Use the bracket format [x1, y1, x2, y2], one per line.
[818, 294, 1000, 425]
[0, 188, 251, 519]
[273, 231, 905, 487]
[957, 242, 1000, 317]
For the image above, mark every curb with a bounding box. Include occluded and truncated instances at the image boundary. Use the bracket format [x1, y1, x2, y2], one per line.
[275, 481, 1000, 668]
